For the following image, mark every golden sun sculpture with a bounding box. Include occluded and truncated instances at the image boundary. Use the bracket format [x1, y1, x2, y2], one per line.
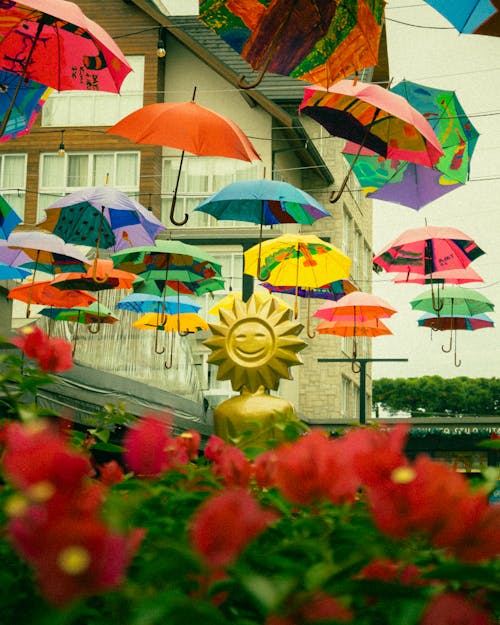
[204, 293, 306, 394]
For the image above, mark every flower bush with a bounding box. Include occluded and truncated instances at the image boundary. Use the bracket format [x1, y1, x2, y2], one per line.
[0, 328, 499, 625]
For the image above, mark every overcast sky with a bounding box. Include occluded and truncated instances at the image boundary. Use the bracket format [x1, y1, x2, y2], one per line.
[371, 1, 500, 380]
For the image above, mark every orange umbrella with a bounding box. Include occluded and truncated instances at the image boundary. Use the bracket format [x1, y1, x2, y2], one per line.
[315, 317, 392, 337]
[313, 291, 397, 323]
[8, 280, 96, 309]
[106, 87, 261, 226]
[51, 259, 136, 290]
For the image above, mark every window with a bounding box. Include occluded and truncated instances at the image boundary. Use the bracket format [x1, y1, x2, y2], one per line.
[352, 227, 361, 281]
[0, 154, 27, 221]
[41, 56, 145, 127]
[342, 206, 353, 258]
[353, 384, 360, 421]
[161, 156, 261, 228]
[341, 375, 351, 418]
[38, 151, 140, 219]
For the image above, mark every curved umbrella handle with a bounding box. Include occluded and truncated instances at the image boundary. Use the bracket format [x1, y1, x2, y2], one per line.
[441, 333, 452, 353]
[238, 66, 268, 90]
[169, 150, 189, 226]
[88, 322, 100, 335]
[454, 331, 462, 368]
[154, 327, 165, 354]
[91, 260, 109, 284]
[164, 333, 173, 369]
[306, 295, 316, 339]
[351, 339, 361, 373]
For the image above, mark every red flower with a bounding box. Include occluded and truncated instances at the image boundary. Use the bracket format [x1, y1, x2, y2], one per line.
[420, 592, 495, 625]
[123, 414, 172, 477]
[9, 512, 143, 606]
[253, 450, 278, 489]
[358, 559, 423, 585]
[11, 326, 73, 372]
[211, 446, 252, 488]
[98, 460, 124, 486]
[204, 435, 227, 461]
[176, 430, 201, 461]
[266, 591, 353, 624]
[2, 422, 92, 493]
[190, 489, 278, 568]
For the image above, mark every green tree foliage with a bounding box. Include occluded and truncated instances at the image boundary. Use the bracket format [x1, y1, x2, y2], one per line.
[373, 376, 499, 416]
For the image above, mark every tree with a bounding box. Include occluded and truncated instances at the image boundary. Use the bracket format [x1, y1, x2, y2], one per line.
[373, 377, 499, 416]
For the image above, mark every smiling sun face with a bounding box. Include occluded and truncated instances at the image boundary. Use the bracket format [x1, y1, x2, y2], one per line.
[204, 294, 306, 393]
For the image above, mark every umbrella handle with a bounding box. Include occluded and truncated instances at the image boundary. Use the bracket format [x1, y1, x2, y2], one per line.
[88, 323, 100, 335]
[91, 262, 109, 284]
[164, 334, 173, 369]
[431, 283, 444, 312]
[92, 212, 110, 283]
[454, 330, 462, 368]
[237, 1, 298, 90]
[351, 339, 361, 373]
[330, 107, 381, 204]
[154, 327, 165, 354]
[169, 151, 189, 226]
[306, 296, 316, 339]
[441, 333, 452, 353]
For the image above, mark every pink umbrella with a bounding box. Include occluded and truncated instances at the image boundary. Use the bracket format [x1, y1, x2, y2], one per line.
[313, 291, 397, 323]
[393, 266, 484, 285]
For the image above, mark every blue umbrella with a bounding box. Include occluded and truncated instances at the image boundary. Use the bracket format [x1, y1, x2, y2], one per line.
[0, 262, 31, 280]
[0, 195, 22, 239]
[194, 179, 330, 226]
[424, 0, 498, 36]
[116, 293, 201, 314]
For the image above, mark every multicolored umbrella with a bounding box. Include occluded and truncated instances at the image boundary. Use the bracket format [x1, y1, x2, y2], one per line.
[0, 70, 51, 142]
[0, 262, 31, 280]
[0, 0, 132, 136]
[0, 195, 22, 239]
[132, 276, 225, 299]
[106, 89, 261, 226]
[393, 266, 484, 285]
[424, 0, 499, 36]
[299, 80, 444, 203]
[198, 0, 385, 89]
[316, 317, 392, 337]
[244, 233, 352, 317]
[50, 259, 136, 292]
[40, 186, 166, 277]
[208, 291, 290, 316]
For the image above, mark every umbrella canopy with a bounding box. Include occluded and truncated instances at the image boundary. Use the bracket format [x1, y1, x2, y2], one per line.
[194, 179, 330, 225]
[40, 186, 166, 252]
[393, 266, 484, 285]
[208, 291, 290, 316]
[133, 312, 209, 333]
[299, 81, 444, 168]
[423, 0, 499, 36]
[51, 259, 136, 292]
[417, 313, 494, 331]
[0, 195, 22, 239]
[314, 291, 397, 322]
[198, 0, 385, 89]
[116, 293, 200, 315]
[133, 276, 225, 298]
[7, 280, 96, 309]
[261, 278, 358, 300]
[410, 286, 495, 317]
[39, 301, 119, 324]
[316, 317, 392, 337]
[0, 0, 132, 135]
[0, 70, 51, 142]
[106, 92, 261, 226]
[0, 262, 31, 280]
[373, 226, 485, 275]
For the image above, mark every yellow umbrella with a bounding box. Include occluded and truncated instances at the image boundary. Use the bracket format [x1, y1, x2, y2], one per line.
[208, 291, 290, 316]
[244, 234, 351, 317]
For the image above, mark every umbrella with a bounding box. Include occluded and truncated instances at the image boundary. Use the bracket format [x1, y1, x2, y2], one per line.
[243, 233, 352, 318]
[393, 266, 484, 285]
[423, 0, 499, 36]
[313, 290, 396, 363]
[299, 80, 444, 203]
[198, 0, 385, 89]
[7, 280, 97, 309]
[116, 293, 201, 315]
[0, 69, 51, 142]
[0, 194, 22, 239]
[50, 259, 136, 292]
[40, 186, 166, 280]
[0, 0, 132, 136]
[38, 302, 119, 354]
[106, 87, 261, 226]
[315, 317, 392, 337]
[0, 262, 31, 280]
[6, 228, 90, 316]
[133, 276, 225, 299]
[133, 312, 209, 369]
[208, 291, 290, 316]
[373, 225, 485, 310]
[410, 286, 495, 318]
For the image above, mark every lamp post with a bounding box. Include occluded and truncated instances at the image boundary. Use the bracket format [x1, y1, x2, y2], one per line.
[317, 357, 408, 424]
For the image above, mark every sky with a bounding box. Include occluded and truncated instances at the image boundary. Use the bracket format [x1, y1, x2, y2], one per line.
[371, 1, 500, 380]
[162, 1, 500, 379]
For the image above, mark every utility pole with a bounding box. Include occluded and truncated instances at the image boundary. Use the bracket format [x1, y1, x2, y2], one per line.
[317, 358, 408, 424]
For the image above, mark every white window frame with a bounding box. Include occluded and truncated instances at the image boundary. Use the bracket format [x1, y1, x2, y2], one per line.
[41, 56, 145, 128]
[0, 154, 27, 222]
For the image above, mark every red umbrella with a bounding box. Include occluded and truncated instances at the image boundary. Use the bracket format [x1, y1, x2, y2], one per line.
[7, 280, 96, 309]
[106, 87, 261, 226]
[393, 266, 484, 285]
[0, 0, 132, 136]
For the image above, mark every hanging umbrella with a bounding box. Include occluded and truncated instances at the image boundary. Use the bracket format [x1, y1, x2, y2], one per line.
[208, 291, 290, 316]
[6, 228, 90, 316]
[38, 302, 119, 354]
[0, 0, 132, 136]
[316, 317, 392, 337]
[7, 280, 96, 309]
[0, 69, 51, 142]
[198, 0, 385, 89]
[0, 195, 22, 239]
[132, 275, 225, 299]
[0, 262, 31, 280]
[40, 186, 166, 281]
[423, 0, 499, 36]
[299, 80, 444, 203]
[373, 225, 485, 311]
[133, 312, 209, 369]
[106, 88, 261, 226]
[410, 286, 495, 318]
[50, 259, 136, 292]
[393, 266, 484, 285]
[116, 293, 200, 315]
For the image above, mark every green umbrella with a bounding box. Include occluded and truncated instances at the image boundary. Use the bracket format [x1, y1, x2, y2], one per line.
[410, 286, 494, 317]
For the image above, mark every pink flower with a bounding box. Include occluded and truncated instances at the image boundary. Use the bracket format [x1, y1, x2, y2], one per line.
[123, 414, 172, 477]
[211, 446, 252, 488]
[204, 435, 227, 461]
[11, 326, 73, 372]
[420, 592, 495, 625]
[98, 460, 124, 486]
[252, 450, 278, 489]
[190, 489, 278, 568]
[176, 430, 201, 461]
